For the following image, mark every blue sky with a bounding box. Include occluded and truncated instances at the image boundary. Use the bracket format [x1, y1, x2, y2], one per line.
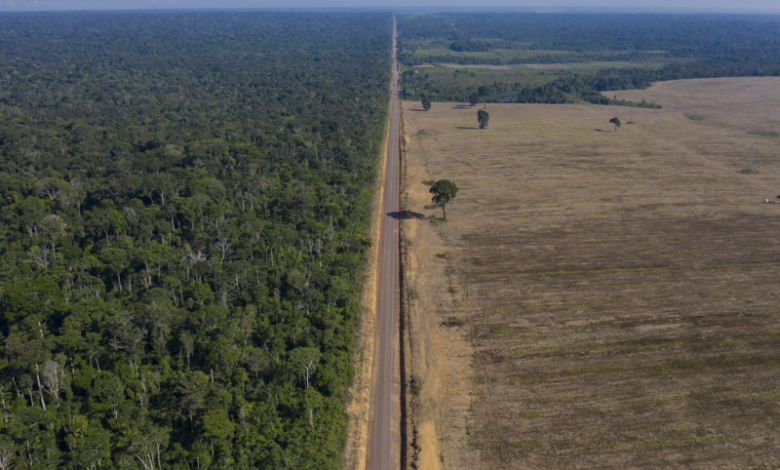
[0, 0, 778, 12]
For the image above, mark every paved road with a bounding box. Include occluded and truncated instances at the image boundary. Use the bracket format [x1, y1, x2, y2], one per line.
[366, 16, 400, 470]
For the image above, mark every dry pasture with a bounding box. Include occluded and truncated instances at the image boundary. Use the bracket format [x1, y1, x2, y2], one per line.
[611, 77, 780, 135]
[402, 92, 780, 470]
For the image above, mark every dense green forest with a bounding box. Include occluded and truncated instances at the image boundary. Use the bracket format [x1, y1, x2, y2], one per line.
[398, 14, 780, 104]
[0, 11, 391, 469]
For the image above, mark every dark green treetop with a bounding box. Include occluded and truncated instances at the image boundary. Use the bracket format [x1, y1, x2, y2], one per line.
[610, 117, 622, 132]
[478, 109, 490, 129]
[421, 94, 432, 111]
[430, 179, 459, 220]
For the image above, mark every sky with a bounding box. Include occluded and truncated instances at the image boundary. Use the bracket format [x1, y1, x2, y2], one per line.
[0, 0, 779, 13]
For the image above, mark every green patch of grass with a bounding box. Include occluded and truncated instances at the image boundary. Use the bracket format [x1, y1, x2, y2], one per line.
[685, 113, 705, 122]
[415, 129, 426, 136]
[490, 325, 513, 334]
[521, 410, 550, 419]
[410, 377, 421, 396]
[411, 47, 572, 63]
[586, 442, 620, 451]
[568, 59, 665, 71]
[413, 47, 498, 60]
[748, 130, 778, 137]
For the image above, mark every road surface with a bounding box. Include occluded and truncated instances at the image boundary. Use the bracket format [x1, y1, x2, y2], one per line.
[366, 16, 401, 470]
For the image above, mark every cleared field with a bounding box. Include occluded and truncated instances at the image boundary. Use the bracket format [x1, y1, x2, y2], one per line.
[402, 97, 780, 470]
[439, 64, 514, 70]
[523, 63, 572, 69]
[410, 47, 571, 63]
[611, 77, 780, 135]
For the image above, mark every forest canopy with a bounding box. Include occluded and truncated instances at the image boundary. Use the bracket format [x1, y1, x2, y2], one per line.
[398, 13, 780, 104]
[0, 11, 391, 469]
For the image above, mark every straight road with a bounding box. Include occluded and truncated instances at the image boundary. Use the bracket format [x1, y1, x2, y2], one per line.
[366, 16, 401, 470]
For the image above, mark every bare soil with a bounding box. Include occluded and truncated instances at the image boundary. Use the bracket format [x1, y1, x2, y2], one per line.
[401, 94, 780, 470]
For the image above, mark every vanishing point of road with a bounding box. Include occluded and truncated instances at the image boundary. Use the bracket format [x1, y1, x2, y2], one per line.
[366, 16, 401, 470]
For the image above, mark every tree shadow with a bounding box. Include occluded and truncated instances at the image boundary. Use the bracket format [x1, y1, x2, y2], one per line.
[455, 126, 479, 130]
[452, 105, 472, 109]
[594, 128, 607, 132]
[388, 211, 426, 220]
[409, 108, 427, 112]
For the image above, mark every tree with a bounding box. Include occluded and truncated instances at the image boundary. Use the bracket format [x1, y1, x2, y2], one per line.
[421, 94, 432, 111]
[478, 85, 491, 107]
[468, 92, 479, 107]
[610, 117, 621, 132]
[0, 440, 14, 470]
[478, 110, 490, 129]
[42, 359, 64, 401]
[200, 409, 235, 445]
[35, 177, 71, 201]
[429, 179, 459, 220]
[288, 347, 322, 390]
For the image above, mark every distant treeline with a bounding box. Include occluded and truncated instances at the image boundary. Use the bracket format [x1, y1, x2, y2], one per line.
[398, 14, 780, 104]
[399, 13, 780, 60]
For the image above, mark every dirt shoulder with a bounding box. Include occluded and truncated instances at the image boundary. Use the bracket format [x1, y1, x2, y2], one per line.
[401, 106, 483, 470]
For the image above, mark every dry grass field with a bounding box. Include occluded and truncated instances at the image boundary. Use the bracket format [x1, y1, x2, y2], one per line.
[611, 77, 780, 135]
[401, 87, 780, 470]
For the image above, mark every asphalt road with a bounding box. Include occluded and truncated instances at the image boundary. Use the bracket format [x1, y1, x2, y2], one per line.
[366, 16, 400, 470]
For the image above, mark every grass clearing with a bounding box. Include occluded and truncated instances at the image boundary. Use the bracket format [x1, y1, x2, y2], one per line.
[612, 77, 780, 134]
[402, 86, 780, 469]
[410, 47, 572, 63]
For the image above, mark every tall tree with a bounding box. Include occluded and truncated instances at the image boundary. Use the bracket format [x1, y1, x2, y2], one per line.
[610, 117, 622, 132]
[478, 110, 490, 129]
[421, 94, 432, 111]
[429, 179, 459, 220]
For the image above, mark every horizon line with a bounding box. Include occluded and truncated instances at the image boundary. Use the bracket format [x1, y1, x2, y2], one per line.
[1, 6, 780, 15]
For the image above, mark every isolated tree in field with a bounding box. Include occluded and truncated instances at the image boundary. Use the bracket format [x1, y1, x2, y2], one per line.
[478, 110, 490, 129]
[610, 117, 621, 132]
[421, 94, 432, 111]
[430, 179, 459, 220]
[468, 92, 479, 107]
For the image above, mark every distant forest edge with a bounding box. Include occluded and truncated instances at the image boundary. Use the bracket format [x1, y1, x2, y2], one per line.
[0, 12, 391, 469]
[398, 14, 780, 104]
